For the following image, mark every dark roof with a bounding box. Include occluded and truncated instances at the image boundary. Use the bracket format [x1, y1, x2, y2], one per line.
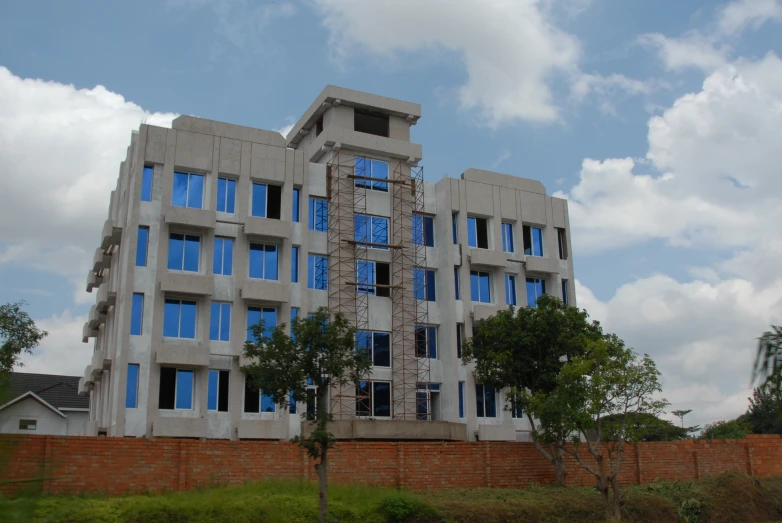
[4, 372, 89, 410]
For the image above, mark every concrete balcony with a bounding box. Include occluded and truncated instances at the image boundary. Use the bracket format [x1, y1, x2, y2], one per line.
[77, 375, 93, 396]
[302, 419, 467, 441]
[468, 248, 508, 269]
[90, 349, 110, 380]
[306, 125, 423, 163]
[241, 279, 289, 303]
[160, 272, 213, 296]
[152, 415, 207, 438]
[82, 322, 98, 343]
[85, 270, 103, 293]
[92, 247, 111, 273]
[100, 219, 123, 250]
[155, 342, 210, 367]
[525, 256, 561, 274]
[472, 304, 498, 322]
[95, 283, 116, 312]
[164, 206, 216, 229]
[238, 419, 289, 440]
[87, 305, 106, 329]
[244, 216, 291, 240]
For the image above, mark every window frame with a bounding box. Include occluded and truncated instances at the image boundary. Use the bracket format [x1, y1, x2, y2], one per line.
[207, 369, 230, 412]
[126, 363, 139, 409]
[354, 213, 390, 249]
[292, 187, 301, 222]
[523, 225, 544, 257]
[209, 301, 231, 342]
[413, 214, 435, 247]
[172, 171, 204, 209]
[291, 246, 300, 283]
[454, 266, 460, 300]
[136, 226, 149, 267]
[18, 419, 37, 430]
[174, 368, 195, 410]
[248, 242, 279, 281]
[356, 380, 392, 418]
[308, 254, 328, 291]
[308, 197, 329, 232]
[467, 216, 489, 249]
[415, 325, 438, 359]
[458, 381, 465, 418]
[561, 279, 569, 305]
[130, 293, 144, 336]
[354, 157, 389, 192]
[246, 306, 277, 343]
[475, 383, 497, 418]
[167, 233, 201, 272]
[557, 227, 568, 260]
[501, 222, 514, 253]
[505, 274, 517, 306]
[141, 166, 153, 202]
[357, 330, 391, 367]
[470, 270, 491, 304]
[213, 237, 234, 276]
[526, 277, 547, 308]
[163, 299, 197, 339]
[216, 177, 236, 213]
[413, 267, 436, 302]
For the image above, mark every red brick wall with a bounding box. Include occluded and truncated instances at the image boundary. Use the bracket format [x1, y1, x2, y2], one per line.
[1, 434, 780, 497]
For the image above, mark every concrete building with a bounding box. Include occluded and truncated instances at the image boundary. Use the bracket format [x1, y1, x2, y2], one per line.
[78, 86, 575, 441]
[0, 373, 89, 435]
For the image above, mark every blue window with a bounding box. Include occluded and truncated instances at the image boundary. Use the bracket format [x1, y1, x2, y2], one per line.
[141, 166, 153, 202]
[467, 216, 489, 249]
[308, 255, 328, 290]
[502, 223, 514, 253]
[454, 267, 460, 300]
[458, 381, 465, 418]
[163, 299, 196, 339]
[252, 182, 267, 217]
[172, 172, 204, 209]
[470, 270, 491, 303]
[136, 226, 149, 267]
[456, 323, 464, 358]
[131, 293, 144, 336]
[452, 213, 458, 244]
[289, 390, 297, 414]
[523, 225, 544, 256]
[207, 370, 229, 411]
[413, 214, 435, 247]
[292, 188, 300, 222]
[168, 233, 200, 272]
[413, 268, 436, 302]
[217, 177, 236, 213]
[357, 331, 391, 367]
[415, 325, 437, 358]
[356, 381, 391, 417]
[526, 277, 547, 307]
[355, 157, 389, 191]
[354, 214, 389, 249]
[249, 243, 278, 280]
[512, 397, 524, 418]
[175, 369, 194, 410]
[562, 279, 569, 305]
[308, 197, 328, 232]
[260, 391, 276, 413]
[505, 274, 517, 306]
[126, 364, 139, 409]
[209, 302, 231, 342]
[356, 260, 376, 295]
[213, 237, 233, 276]
[476, 384, 496, 418]
[247, 306, 277, 342]
[291, 246, 299, 283]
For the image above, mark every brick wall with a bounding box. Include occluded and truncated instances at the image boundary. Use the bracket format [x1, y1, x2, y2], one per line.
[1, 434, 780, 497]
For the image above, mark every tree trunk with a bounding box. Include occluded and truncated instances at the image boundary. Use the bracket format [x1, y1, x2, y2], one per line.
[316, 444, 328, 523]
[552, 444, 567, 486]
[609, 480, 622, 522]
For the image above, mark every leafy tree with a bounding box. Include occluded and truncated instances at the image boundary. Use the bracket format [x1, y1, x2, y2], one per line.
[462, 295, 603, 485]
[0, 301, 47, 377]
[602, 412, 691, 442]
[671, 409, 692, 428]
[241, 307, 371, 523]
[754, 325, 782, 389]
[553, 336, 668, 522]
[743, 384, 782, 435]
[700, 419, 751, 440]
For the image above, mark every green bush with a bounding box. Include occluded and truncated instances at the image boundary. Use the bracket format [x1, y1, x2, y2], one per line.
[677, 498, 705, 523]
[377, 493, 435, 522]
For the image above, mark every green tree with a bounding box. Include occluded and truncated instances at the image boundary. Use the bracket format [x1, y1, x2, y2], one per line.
[602, 412, 691, 441]
[754, 325, 782, 389]
[743, 384, 782, 435]
[462, 295, 603, 485]
[241, 307, 370, 523]
[0, 301, 47, 377]
[552, 336, 668, 522]
[700, 419, 751, 439]
[671, 409, 692, 428]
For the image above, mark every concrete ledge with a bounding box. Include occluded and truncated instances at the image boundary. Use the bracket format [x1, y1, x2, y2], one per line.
[241, 280, 289, 303]
[87, 305, 106, 328]
[308, 126, 423, 163]
[472, 304, 498, 322]
[462, 168, 547, 195]
[95, 283, 116, 312]
[91, 349, 111, 372]
[77, 376, 92, 396]
[525, 256, 560, 274]
[302, 419, 467, 441]
[86, 270, 103, 293]
[160, 273, 213, 296]
[477, 424, 517, 442]
[244, 217, 292, 240]
[100, 219, 123, 250]
[164, 206, 216, 229]
[82, 322, 98, 343]
[155, 343, 210, 367]
[92, 247, 111, 273]
[152, 415, 207, 438]
[237, 419, 289, 440]
[468, 248, 508, 269]
[173, 115, 285, 147]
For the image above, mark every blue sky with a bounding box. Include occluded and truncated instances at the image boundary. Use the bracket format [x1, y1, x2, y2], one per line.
[1, 0, 781, 427]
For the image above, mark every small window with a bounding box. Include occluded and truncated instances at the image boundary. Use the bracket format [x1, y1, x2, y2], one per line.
[413, 268, 436, 302]
[413, 214, 435, 247]
[308, 255, 328, 291]
[357, 331, 391, 367]
[467, 216, 489, 249]
[244, 376, 276, 413]
[501, 223, 514, 253]
[470, 271, 491, 303]
[163, 299, 197, 339]
[172, 172, 204, 209]
[523, 225, 544, 257]
[561, 279, 569, 305]
[505, 274, 517, 306]
[131, 293, 144, 336]
[356, 381, 391, 417]
[526, 278, 547, 307]
[167, 233, 200, 272]
[18, 419, 36, 431]
[141, 166, 153, 202]
[209, 302, 231, 342]
[355, 158, 389, 192]
[247, 306, 277, 342]
[316, 116, 323, 137]
[458, 382, 465, 418]
[126, 364, 140, 409]
[354, 109, 389, 138]
[308, 197, 328, 232]
[217, 177, 236, 213]
[511, 397, 524, 419]
[354, 214, 389, 249]
[207, 369, 230, 412]
[249, 243, 278, 281]
[452, 213, 458, 245]
[415, 325, 437, 358]
[454, 267, 460, 300]
[557, 228, 568, 260]
[476, 384, 496, 418]
[213, 237, 234, 276]
[376, 262, 391, 298]
[456, 323, 464, 359]
[292, 188, 301, 222]
[252, 183, 282, 219]
[136, 226, 149, 267]
[291, 246, 300, 283]
[159, 367, 194, 410]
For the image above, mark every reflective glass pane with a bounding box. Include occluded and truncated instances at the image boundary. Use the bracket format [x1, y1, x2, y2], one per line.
[292, 188, 300, 222]
[217, 178, 226, 212]
[526, 278, 537, 307]
[537, 279, 546, 298]
[136, 227, 149, 267]
[163, 300, 180, 337]
[175, 370, 194, 409]
[261, 391, 276, 412]
[458, 382, 464, 418]
[426, 270, 436, 301]
[424, 217, 434, 247]
[475, 384, 485, 417]
[126, 364, 139, 409]
[532, 227, 544, 256]
[262, 308, 277, 338]
[373, 333, 390, 367]
[470, 271, 480, 302]
[454, 267, 460, 300]
[265, 245, 278, 281]
[373, 382, 391, 417]
[226, 179, 236, 213]
[220, 304, 231, 341]
[172, 172, 188, 207]
[427, 326, 437, 358]
[247, 307, 261, 342]
[467, 217, 477, 248]
[223, 239, 233, 276]
[355, 157, 369, 188]
[252, 183, 267, 217]
[291, 246, 299, 283]
[210, 302, 220, 341]
[168, 233, 184, 270]
[207, 370, 218, 411]
[413, 268, 425, 300]
[249, 244, 264, 279]
[452, 214, 458, 244]
[412, 214, 423, 245]
[213, 238, 223, 275]
[372, 217, 388, 247]
[187, 174, 204, 209]
[141, 166, 153, 202]
[371, 160, 388, 191]
[485, 384, 496, 417]
[354, 215, 368, 244]
[180, 301, 197, 339]
[131, 293, 144, 336]
[183, 235, 200, 272]
[479, 273, 490, 303]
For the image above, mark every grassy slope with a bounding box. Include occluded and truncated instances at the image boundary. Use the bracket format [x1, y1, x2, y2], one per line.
[1, 472, 781, 522]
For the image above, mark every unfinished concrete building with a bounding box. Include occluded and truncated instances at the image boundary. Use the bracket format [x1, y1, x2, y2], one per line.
[78, 86, 576, 441]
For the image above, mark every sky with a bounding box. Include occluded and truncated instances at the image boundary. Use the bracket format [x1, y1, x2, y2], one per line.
[0, 0, 780, 428]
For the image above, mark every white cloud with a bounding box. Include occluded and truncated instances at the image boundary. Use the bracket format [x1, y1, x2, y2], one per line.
[491, 150, 511, 169]
[0, 67, 177, 284]
[17, 310, 90, 376]
[638, 32, 729, 72]
[718, 0, 782, 35]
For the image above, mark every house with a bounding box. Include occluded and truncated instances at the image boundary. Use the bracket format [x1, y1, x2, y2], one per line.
[0, 372, 89, 435]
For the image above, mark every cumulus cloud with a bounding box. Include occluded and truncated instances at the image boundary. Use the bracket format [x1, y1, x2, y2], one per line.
[717, 0, 782, 35]
[17, 310, 90, 376]
[0, 67, 177, 283]
[638, 32, 729, 72]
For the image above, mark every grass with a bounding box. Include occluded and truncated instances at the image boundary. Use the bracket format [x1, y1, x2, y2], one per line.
[1, 472, 782, 522]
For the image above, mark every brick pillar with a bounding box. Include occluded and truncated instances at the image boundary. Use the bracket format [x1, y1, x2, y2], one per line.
[42, 436, 53, 495]
[635, 444, 642, 485]
[178, 440, 187, 491]
[484, 443, 492, 487]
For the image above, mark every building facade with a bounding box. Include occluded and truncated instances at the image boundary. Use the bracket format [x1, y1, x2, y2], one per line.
[78, 86, 575, 441]
[0, 373, 89, 435]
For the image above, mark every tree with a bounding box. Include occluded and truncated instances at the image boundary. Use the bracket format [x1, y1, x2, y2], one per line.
[671, 409, 692, 428]
[743, 384, 782, 435]
[754, 325, 782, 389]
[700, 419, 751, 440]
[554, 336, 668, 522]
[241, 307, 370, 523]
[602, 412, 691, 442]
[462, 295, 603, 485]
[0, 301, 47, 377]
